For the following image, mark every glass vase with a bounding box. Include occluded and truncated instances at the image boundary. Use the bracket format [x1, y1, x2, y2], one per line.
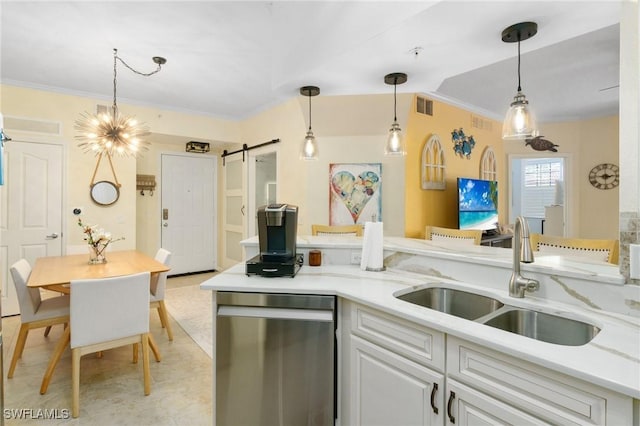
[88, 244, 108, 264]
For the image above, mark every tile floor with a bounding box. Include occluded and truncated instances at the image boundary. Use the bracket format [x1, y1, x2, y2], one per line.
[2, 272, 217, 425]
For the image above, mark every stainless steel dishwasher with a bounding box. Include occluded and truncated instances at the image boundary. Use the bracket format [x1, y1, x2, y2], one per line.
[216, 291, 336, 426]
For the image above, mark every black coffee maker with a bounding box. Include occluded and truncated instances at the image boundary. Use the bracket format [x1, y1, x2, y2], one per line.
[246, 204, 302, 277]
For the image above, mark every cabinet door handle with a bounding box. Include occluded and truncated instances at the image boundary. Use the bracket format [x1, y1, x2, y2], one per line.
[430, 382, 439, 414]
[447, 391, 456, 424]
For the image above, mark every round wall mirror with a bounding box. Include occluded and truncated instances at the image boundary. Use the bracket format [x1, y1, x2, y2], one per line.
[90, 181, 120, 206]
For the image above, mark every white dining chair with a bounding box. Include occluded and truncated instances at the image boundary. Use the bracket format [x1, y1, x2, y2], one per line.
[70, 271, 152, 418]
[150, 248, 173, 340]
[7, 259, 70, 379]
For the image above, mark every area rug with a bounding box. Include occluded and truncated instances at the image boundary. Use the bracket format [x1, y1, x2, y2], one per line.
[165, 284, 213, 358]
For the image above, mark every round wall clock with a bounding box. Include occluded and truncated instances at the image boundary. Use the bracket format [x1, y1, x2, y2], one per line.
[588, 163, 619, 190]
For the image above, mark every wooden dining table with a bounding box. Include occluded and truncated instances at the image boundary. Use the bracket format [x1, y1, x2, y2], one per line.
[28, 249, 170, 293]
[28, 249, 171, 395]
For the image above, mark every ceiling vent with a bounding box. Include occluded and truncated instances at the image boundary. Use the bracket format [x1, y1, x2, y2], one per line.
[2, 116, 61, 135]
[471, 114, 493, 132]
[416, 96, 433, 116]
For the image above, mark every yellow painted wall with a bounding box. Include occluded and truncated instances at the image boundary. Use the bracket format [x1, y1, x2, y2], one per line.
[404, 96, 505, 239]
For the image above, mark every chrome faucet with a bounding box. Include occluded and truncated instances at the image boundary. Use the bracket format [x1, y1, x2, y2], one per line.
[509, 216, 540, 298]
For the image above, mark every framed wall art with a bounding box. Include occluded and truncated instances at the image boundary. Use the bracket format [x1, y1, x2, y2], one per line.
[329, 163, 382, 225]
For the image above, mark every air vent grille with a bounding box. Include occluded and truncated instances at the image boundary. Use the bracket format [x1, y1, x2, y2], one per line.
[416, 96, 433, 116]
[3, 116, 61, 135]
[471, 114, 493, 131]
[96, 104, 109, 115]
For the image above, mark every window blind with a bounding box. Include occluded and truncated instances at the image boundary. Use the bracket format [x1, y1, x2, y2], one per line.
[522, 158, 564, 218]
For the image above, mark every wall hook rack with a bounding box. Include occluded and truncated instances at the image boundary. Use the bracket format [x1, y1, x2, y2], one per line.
[137, 174, 156, 196]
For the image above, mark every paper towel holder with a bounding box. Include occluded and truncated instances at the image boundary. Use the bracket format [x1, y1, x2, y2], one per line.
[361, 221, 386, 272]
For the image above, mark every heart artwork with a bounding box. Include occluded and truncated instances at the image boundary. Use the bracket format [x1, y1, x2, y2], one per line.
[331, 170, 380, 222]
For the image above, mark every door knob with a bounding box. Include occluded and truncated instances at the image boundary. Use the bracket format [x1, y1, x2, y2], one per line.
[163, 222, 168, 227]
[46, 233, 59, 239]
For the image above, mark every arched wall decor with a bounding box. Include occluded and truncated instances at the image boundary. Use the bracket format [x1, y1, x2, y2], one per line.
[480, 146, 497, 181]
[421, 134, 446, 190]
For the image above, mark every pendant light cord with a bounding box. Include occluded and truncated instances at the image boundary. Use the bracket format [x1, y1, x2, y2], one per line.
[393, 79, 398, 121]
[308, 92, 312, 132]
[517, 35, 522, 92]
[112, 47, 165, 114]
[112, 49, 118, 114]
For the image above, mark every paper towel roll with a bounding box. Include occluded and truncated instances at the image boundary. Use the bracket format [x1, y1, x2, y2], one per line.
[360, 222, 385, 271]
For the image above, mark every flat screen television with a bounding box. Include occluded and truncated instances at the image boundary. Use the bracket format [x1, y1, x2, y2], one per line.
[457, 177, 498, 231]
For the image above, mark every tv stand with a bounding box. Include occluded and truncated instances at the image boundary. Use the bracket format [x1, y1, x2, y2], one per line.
[481, 233, 512, 248]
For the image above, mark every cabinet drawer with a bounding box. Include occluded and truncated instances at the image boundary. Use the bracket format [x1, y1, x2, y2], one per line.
[447, 337, 631, 425]
[351, 303, 444, 372]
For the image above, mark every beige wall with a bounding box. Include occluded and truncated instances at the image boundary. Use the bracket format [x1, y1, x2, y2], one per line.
[538, 116, 619, 239]
[501, 116, 619, 240]
[0, 84, 240, 255]
[0, 83, 621, 266]
[240, 93, 411, 237]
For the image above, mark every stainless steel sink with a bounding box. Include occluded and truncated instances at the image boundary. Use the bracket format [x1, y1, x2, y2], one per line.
[483, 308, 600, 346]
[395, 287, 504, 320]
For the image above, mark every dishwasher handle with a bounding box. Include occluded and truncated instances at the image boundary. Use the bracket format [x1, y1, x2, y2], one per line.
[217, 305, 334, 322]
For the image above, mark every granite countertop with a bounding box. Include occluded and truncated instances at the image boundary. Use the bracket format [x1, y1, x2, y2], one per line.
[201, 262, 640, 399]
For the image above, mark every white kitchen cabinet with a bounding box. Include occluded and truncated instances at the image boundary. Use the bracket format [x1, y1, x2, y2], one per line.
[350, 335, 444, 426]
[341, 302, 634, 426]
[342, 301, 446, 425]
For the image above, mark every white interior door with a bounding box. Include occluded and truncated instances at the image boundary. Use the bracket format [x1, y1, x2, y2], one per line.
[1, 141, 63, 316]
[161, 153, 217, 275]
[221, 155, 246, 269]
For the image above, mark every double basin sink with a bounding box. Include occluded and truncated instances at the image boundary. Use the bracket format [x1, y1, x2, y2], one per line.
[395, 287, 600, 346]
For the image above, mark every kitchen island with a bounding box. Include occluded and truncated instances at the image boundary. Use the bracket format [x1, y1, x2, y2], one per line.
[201, 236, 640, 425]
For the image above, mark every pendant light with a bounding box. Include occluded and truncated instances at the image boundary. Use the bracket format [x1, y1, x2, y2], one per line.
[501, 22, 539, 140]
[384, 72, 407, 156]
[300, 86, 320, 160]
[75, 48, 166, 157]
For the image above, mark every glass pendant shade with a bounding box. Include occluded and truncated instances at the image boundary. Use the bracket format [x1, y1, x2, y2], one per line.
[383, 72, 408, 156]
[300, 129, 318, 160]
[502, 91, 538, 140]
[501, 22, 539, 141]
[299, 85, 320, 161]
[385, 121, 405, 155]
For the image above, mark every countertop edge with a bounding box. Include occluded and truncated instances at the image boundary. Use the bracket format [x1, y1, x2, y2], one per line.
[200, 264, 640, 399]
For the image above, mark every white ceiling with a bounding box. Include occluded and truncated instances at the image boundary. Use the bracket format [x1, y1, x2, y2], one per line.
[0, 1, 621, 126]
